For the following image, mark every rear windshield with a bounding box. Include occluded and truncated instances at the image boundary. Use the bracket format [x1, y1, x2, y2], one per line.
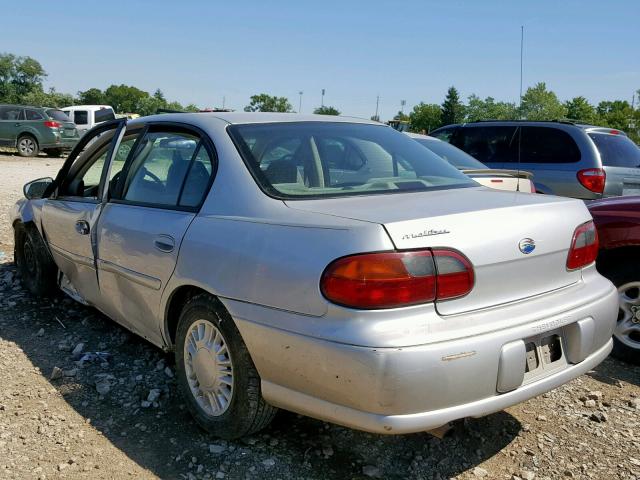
[46, 109, 71, 122]
[414, 138, 487, 170]
[588, 132, 640, 168]
[228, 122, 475, 199]
[95, 108, 116, 123]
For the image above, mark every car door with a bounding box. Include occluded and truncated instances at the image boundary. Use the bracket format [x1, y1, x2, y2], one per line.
[40, 121, 132, 306]
[0, 106, 25, 146]
[95, 125, 215, 344]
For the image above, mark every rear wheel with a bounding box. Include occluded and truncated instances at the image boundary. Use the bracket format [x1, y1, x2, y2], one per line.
[175, 294, 277, 439]
[17, 135, 39, 157]
[600, 261, 640, 364]
[14, 223, 58, 296]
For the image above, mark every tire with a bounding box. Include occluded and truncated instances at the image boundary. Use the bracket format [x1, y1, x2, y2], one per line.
[599, 261, 640, 364]
[16, 135, 39, 157]
[175, 294, 277, 439]
[44, 148, 64, 157]
[14, 223, 58, 296]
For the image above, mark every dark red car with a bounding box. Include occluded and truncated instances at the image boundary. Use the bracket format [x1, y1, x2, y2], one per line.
[589, 196, 640, 364]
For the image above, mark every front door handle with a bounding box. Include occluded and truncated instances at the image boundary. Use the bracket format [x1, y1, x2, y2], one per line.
[75, 220, 90, 235]
[154, 235, 175, 252]
[15, 123, 22, 127]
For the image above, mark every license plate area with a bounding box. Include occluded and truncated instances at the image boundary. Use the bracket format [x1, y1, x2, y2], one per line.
[522, 328, 568, 384]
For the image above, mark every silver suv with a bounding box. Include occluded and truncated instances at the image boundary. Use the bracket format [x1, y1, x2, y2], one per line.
[431, 121, 640, 199]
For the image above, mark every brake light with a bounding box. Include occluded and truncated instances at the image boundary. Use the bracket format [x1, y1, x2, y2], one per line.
[530, 182, 536, 193]
[566, 221, 599, 270]
[609, 129, 620, 135]
[577, 168, 605, 194]
[320, 249, 474, 309]
[43, 120, 62, 128]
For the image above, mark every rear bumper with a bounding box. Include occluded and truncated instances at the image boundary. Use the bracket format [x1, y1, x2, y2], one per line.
[231, 271, 617, 434]
[41, 136, 78, 149]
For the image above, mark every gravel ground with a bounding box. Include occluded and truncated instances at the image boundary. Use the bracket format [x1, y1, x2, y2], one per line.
[0, 151, 639, 480]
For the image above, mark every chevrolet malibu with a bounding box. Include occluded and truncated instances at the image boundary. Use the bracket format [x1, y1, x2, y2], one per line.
[11, 113, 618, 439]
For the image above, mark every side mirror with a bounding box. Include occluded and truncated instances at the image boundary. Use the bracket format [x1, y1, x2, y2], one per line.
[23, 177, 54, 200]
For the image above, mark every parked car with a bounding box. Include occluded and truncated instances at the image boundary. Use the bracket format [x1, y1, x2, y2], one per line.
[12, 113, 617, 439]
[406, 132, 535, 192]
[589, 196, 640, 364]
[61, 105, 116, 136]
[431, 121, 640, 200]
[0, 104, 79, 157]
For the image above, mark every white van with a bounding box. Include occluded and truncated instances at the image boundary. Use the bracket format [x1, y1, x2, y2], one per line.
[61, 105, 116, 136]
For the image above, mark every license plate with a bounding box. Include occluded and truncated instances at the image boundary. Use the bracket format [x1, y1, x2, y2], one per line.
[64, 128, 76, 137]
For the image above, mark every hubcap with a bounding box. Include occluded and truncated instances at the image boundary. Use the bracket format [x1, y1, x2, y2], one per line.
[183, 319, 234, 416]
[19, 138, 35, 154]
[616, 281, 640, 349]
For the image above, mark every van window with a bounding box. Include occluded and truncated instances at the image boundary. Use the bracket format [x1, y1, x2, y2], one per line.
[588, 133, 640, 168]
[452, 126, 518, 163]
[95, 108, 116, 123]
[74, 110, 88, 125]
[519, 127, 581, 164]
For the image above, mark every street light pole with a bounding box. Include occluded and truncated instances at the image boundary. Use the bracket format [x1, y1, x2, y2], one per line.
[400, 99, 406, 115]
[298, 91, 303, 113]
[321, 89, 325, 107]
[375, 95, 380, 121]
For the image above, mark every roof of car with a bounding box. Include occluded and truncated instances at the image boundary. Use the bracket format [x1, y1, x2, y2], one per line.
[404, 132, 441, 142]
[132, 111, 381, 126]
[436, 120, 626, 135]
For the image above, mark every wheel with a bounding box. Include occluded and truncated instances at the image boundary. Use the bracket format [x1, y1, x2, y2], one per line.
[600, 261, 640, 364]
[175, 294, 277, 439]
[44, 148, 64, 157]
[16, 135, 39, 157]
[14, 223, 58, 296]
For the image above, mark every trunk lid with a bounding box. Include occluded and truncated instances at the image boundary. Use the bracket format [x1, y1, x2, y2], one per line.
[286, 187, 591, 315]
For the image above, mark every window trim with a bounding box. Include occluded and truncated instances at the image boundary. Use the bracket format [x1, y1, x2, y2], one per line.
[108, 121, 218, 213]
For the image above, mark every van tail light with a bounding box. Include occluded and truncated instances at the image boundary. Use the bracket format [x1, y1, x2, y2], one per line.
[43, 121, 62, 129]
[566, 221, 599, 270]
[320, 249, 474, 309]
[577, 168, 605, 194]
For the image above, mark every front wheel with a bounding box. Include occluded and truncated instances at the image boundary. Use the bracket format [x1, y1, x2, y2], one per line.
[17, 135, 39, 157]
[14, 223, 58, 296]
[175, 294, 277, 439]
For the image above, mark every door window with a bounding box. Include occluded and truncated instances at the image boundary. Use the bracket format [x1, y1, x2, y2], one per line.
[0, 106, 24, 120]
[453, 126, 518, 163]
[122, 130, 214, 208]
[74, 110, 88, 125]
[519, 127, 581, 164]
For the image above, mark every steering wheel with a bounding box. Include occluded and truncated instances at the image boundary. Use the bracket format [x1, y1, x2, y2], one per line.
[141, 167, 163, 185]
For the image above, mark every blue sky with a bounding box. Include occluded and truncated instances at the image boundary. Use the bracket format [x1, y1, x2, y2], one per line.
[2, 1, 638, 118]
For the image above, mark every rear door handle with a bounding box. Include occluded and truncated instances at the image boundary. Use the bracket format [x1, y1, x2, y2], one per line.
[75, 220, 90, 235]
[154, 235, 175, 252]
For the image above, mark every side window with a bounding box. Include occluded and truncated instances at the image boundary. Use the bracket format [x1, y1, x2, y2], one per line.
[123, 130, 213, 208]
[64, 136, 137, 199]
[317, 138, 365, 171]
[454, 126, 518, 163]
[520, 127, 581, 164]
[0, 106, 24, 121]
[25, 109, 44, 120]
[431, 127, 455, 142]
[74, 110, 88, 125]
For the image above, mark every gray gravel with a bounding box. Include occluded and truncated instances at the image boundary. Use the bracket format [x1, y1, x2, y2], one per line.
[0, 152, 639, 479]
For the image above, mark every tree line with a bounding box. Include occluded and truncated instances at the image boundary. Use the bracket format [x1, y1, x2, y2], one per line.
[1, 53, 638, 142]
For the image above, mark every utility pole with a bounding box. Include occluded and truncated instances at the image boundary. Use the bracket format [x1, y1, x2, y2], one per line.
[374, 95, 380, 121]
[519, 25, 524, 109]
[321, 89, 325, 107]
[400, 100, 406, 115]
[298, 91, 303, 113]
[222, 96, 226, 109]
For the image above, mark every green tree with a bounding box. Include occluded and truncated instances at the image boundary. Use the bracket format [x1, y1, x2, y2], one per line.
[596, 100, 634, 131]
[78, 87, 106, 105]
[519, 82, 566, 120]
[244, 93, 293, 112]
[0, 53, 46, 103]
[465, 95, 517, 122]
[409, 102, 442, 133]
[441, 86, 465, 125]
[104, 84, 150, 113]
[314, 105, 340, 115]
[564, 96, 597, 124]
[184, 103, 200, 112]
[153, 88, 166, 102]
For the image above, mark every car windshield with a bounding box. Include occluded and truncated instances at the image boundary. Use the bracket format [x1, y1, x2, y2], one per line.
[414, 138, 487, 170]
[46, 109, 71, 122]
[588, 132, 640, 168]
[228, 122, 475, 199]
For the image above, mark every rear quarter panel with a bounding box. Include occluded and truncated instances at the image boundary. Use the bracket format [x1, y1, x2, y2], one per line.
[589, 198, 640, 249]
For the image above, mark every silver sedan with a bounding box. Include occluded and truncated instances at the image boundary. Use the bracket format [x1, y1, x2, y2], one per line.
[11, 113, 617, 439]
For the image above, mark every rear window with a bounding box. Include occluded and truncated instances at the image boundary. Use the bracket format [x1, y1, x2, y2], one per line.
[95, 108, 116, 123]
[588, 133, 640, 168]
[228, 122, 475, 199]
[46, 109, 70, 122]
[414, 138, 487, 170]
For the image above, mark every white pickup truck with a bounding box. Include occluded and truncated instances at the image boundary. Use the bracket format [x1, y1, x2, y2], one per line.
[61, 105, 116, 136]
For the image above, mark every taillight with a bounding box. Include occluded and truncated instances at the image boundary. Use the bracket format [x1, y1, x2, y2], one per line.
[566, 221, 599, 270]
[320, 249, 474, 309]
[577, 168, 605, 194]
[43, 121, 62, 128]
[530, 182, 536, 193]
